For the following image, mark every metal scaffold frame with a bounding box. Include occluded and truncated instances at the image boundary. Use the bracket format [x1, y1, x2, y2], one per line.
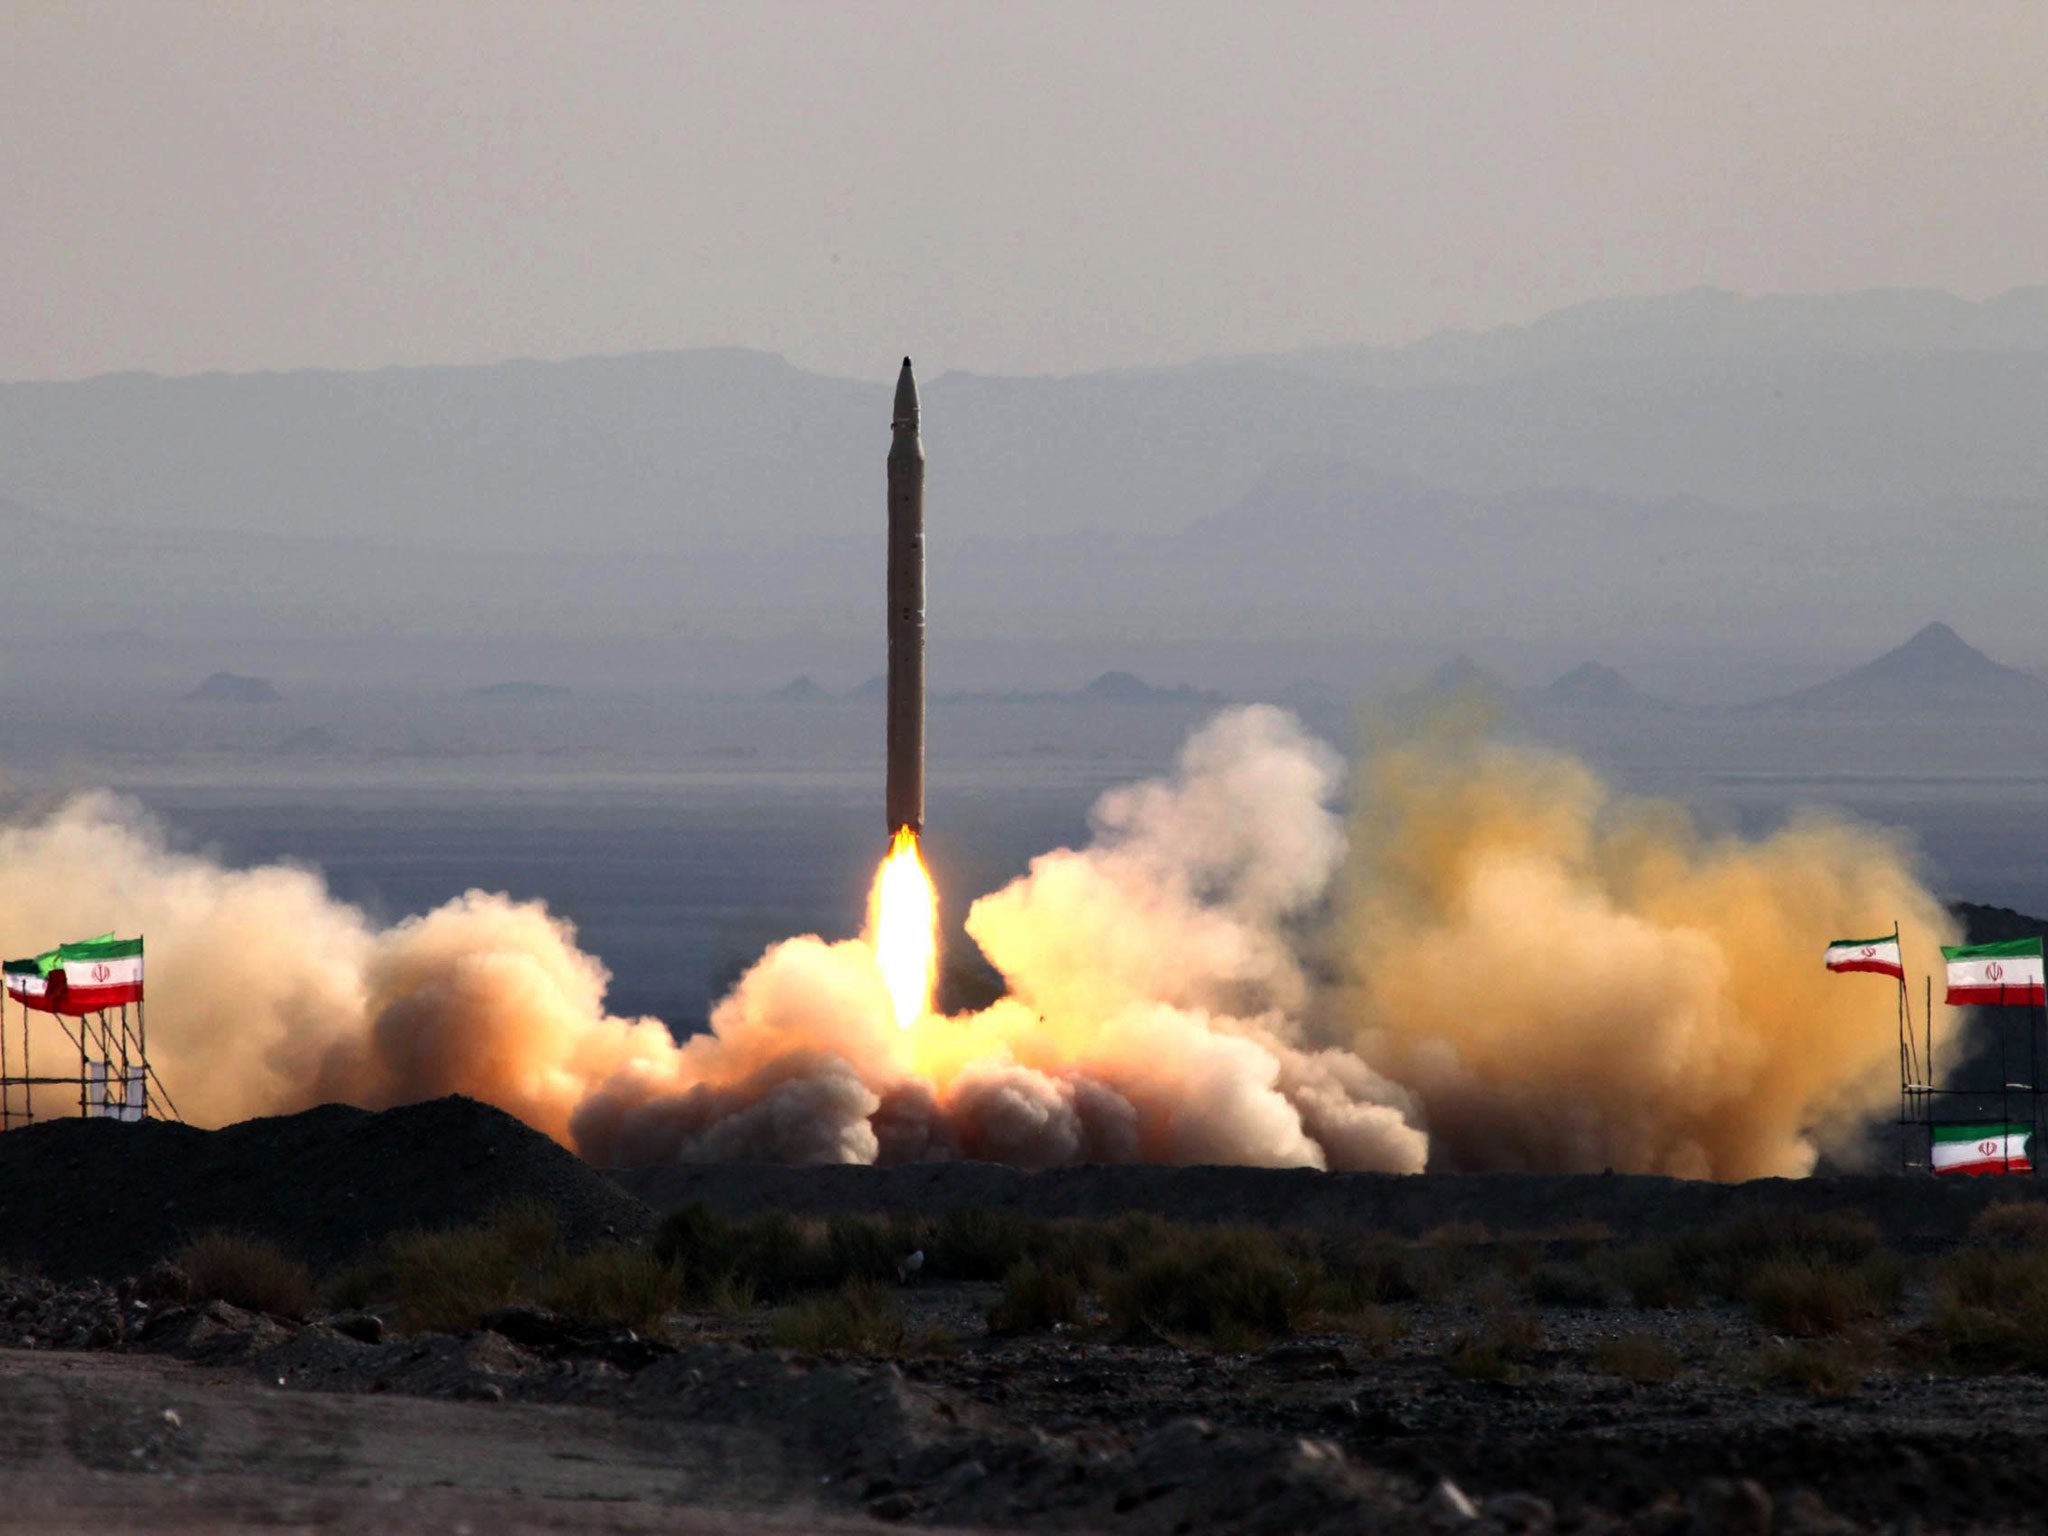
[1899, 939, 2045, 1177]
[0, 955, 179, 1131]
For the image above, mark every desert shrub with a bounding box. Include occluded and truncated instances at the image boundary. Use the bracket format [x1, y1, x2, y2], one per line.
[1617, 1243, 1701, 1309]
[929, 1208, 1036, 1280]
[1494, 1237, 1547, 1282]
[1932, 1244, 2048, 1372]
[1422, 1221, 1492, 1247]
[1755, 1339, 1863, 1397]
[1675, 1209, 1883, 1299]
[1591, 1332, 1680, 1384]
[1969, 1199, 2048, 1251]
[364, 1201, 564, 1333]
[1544, 1220, 1617, 1259]
[654, 1205, 810, 1303]
[1525, 1262, 1610, 1308]
[1444, 1309, 1544, 1382]
[1102, 1227, 1303, 1348]
[485, 1200, 563, 1268]
[1082, 1213, 1182, 1276]
[542, 1244, 681, 1333]
[1330, 1304, 1405, 1358]
[1312, 1234, 1448, 1307]
[988, 1259, 1084, 1334]
[651, 1205, 927, 1303]
[821, 1214, 915, 1287]
[382, 1224, 528, 1334]
[770, 1280, 906, 1355]
[174, 1230, 316, 1320]
[1747, 1252, 1903, 1337]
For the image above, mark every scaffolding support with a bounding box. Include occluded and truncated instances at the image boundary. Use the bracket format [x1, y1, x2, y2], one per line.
[0, 987, 173, 1131]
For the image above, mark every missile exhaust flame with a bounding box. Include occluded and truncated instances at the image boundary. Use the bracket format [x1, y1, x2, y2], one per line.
[870, 827, 938, 1031]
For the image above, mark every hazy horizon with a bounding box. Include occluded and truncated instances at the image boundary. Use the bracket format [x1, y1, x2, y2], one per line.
[8, 2, 2048, 381]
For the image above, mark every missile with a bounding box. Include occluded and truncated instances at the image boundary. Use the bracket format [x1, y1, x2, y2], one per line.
[886, 357, 925, 836]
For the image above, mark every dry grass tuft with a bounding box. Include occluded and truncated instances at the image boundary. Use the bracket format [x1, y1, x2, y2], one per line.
[1326, 1304, 1405, 1358]
[1102, 1227, 1304, 1348]
[1746, 1252, 1903, 1337]
[1932, 1244, 2048, 1372]
[174, 1230, 316, 1320]
[1311, 1234, 1449, 1307]
[1678, 1208, 1882, 1299]
[987, 1259, 1084, 1334]
[1755, 1338, 1864, 1397]
[1969, 1199, 2048, 1251]
[1617, 1243, 1701, 1309]
[348, 1201, 564, 1334]
[1444, 1309, 1544, 1382]
[1525, 1262, 1610, 1308]
[542, 1245, 681, 1333]
[769, 1280, 907, 1355]
[1591, 1333, 1680, 1384]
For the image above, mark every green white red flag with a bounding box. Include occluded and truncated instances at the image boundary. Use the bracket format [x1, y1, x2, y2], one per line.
[52, 936, 144, 1013]
[2, 950, 59, 1012]
[2, 936, 143, 1015]
[1932, 1122, 2034, 1176]
[1942, 938, 2046, 1007]
[1823, 935, 1904, 980]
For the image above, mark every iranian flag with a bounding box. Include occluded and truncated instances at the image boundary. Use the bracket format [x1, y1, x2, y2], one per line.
[52, 935, 144, 1013]
[1824, 935, 1904, 980]
[1943, 938, 2046, 1007]
[2, 951, 59, 1012]
[1933, 1122, 2035, 1176]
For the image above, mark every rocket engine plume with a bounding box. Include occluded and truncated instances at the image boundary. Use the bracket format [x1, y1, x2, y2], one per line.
[870, 827, 938, 1030]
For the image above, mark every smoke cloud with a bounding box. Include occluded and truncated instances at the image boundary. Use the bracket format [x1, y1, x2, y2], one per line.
[0, 706, 1957, 1179]
[1331, 720, 1959, 1178]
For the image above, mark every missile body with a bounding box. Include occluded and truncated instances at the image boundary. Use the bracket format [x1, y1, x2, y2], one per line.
[886, 358, 925, 836]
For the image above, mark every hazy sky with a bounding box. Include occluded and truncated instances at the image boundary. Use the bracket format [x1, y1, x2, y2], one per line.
[5, 1, 2045, 382]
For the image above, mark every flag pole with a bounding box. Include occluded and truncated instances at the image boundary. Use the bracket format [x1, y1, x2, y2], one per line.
[2001, 1001, 2012, 1175]
[1916, 978, 1933, 1171]
[2031, 944, 2041, 1178]
[136, 934, 147, 1121]
[1895, 921, 1914, 1172]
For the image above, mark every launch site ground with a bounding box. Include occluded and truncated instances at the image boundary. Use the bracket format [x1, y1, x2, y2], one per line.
[3, 1099, 2048, 1533]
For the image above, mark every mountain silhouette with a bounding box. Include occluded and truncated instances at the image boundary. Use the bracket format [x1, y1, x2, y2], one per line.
[187, 672, 279, 704]
[1541, 662, 1659, 709]
[768, 675, 834, 703]
[1756, 623, 2048, 712]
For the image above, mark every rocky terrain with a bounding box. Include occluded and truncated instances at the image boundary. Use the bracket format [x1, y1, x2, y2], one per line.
[4, 1098, 2048, 1531]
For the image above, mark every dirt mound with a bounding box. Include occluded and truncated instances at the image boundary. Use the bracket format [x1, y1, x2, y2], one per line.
[611, 1159, 2035, 1246]
[0, 1096, 651, 1281]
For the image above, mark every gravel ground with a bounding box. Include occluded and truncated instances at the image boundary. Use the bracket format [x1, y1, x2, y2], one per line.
[10, 1095, 2048, 1531]
[5, 1253, 2046, 1533]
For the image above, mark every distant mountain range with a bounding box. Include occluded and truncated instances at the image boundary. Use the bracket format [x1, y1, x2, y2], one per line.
[2, 288, 2045, 689]
[1542, 662, 1663, 710]
[765, 670, 1221, 707]
[1409, 622, 2048, 720]
[1750, 622, 2048, 713]
[4, 288, 2048, 556]
[1265, 286, 2048, 388]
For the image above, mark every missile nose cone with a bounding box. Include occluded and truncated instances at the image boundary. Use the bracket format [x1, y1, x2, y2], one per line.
[893, 357, 919, 427]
